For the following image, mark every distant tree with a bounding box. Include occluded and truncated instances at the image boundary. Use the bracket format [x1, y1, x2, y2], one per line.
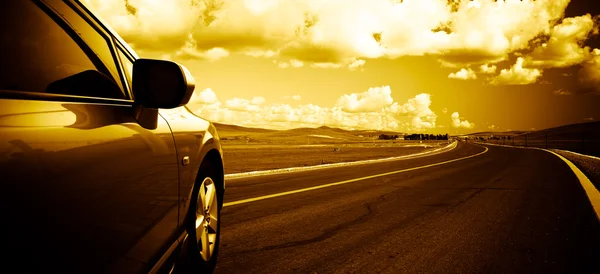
[378, 134, 398, 140]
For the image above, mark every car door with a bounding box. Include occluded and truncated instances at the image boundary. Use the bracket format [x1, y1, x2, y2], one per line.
[0, 1, 180, 273]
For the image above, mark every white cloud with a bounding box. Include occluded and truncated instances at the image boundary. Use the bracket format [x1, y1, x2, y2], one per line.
[479, 64, 497, 74]
[525, 14, 598, 68]
[186, 88, 223, 121]
[348, 59, 366, 71]
[224, 96, 265, 112]
[83, 0, 575, 68]
[387, 93, 437, 130]
[429, 0, 570, 66]
[251, 96, 266, 105]
[336, 86, 394, 113]
[188, 88, 219, 104]
[282, 94, 302, 101]
[186, 86, 438, 131]
[577, 48, 600, 94]
[246, 50, 277, 58]
[451, 112, 474, 129]
[490, 57, 542, 85]
[172, 34, 232, 61]
[553, 89, 572, 96]
[264, 104, 299, 123]
[276, 59, 304, 68]
[311, 62, 343, 69]
[448, 68, 477, 80]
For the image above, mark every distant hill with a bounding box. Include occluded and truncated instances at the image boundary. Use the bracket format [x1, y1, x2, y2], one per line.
[467, 130, 528, 137]
[465, 121, 600, 139]
[212, 122, 405, 145]
[466, 121, 600, 156]
[515, 121, 600, 139]
[212, 122, 276, 135]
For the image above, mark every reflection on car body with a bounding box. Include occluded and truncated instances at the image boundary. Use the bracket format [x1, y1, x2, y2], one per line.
[0, 1, 224, 273]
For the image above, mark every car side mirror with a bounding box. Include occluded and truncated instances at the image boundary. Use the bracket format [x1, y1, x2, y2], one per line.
[132, 59, 195, 109]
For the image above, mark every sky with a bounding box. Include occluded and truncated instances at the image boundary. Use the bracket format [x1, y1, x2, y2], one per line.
[83, 0, 600, 134]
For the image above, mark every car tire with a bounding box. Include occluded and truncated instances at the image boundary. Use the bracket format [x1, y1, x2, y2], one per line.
[185, 161, 222, 273]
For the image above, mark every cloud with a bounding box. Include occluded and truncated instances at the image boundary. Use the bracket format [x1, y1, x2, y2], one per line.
[525, 14, 598, 69]
[282, 94, 302, 101]
[174, 34, 231, 60]
[224, 96, 265, 112]
[489, 57, 542, 85]
[275, 59, 304, 68]
[429, 0, 570, 66]
[186, 88, 223, 121]
[442, 107, 448, 114]
[310, 62, 343, 69]
[584, 117, 595, 121]
[83, 0, 576, 69]
[577, 48, 600, 94]
[188, 88, 219, 104]
[479, 64, 497, 74]
[451, 112, 474, 129]
[335, 86, 394, 113]
[186, 86, 438, 131]
[387, 93, 437, 130]
[448, 68, 477, 80]
[348, 59, 366, 71]
[553, 89, 572, 96]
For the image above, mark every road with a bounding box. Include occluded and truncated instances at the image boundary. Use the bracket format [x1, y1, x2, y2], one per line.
[215, 142, 600, 273]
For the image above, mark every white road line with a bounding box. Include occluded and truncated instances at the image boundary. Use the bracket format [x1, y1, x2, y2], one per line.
[223, 145, 488, 207]
[477, 142, 600, 222]
[224, 141, 458, 180]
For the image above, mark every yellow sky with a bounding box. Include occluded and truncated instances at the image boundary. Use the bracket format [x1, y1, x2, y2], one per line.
[84, 0, 600, 134]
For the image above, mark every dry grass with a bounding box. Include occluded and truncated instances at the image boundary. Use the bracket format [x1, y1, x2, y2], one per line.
[214, 122, 449, 174]
[222, 141, 447, 174]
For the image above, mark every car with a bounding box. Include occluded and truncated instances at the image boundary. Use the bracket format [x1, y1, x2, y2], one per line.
[0, 0, 225, 273]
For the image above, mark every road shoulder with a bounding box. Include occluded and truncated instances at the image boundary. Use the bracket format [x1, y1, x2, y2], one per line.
[476, 142, 600, 222]
[552, 149, 600, 195]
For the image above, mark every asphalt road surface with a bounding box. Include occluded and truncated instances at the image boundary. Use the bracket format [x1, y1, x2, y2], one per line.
[216, 142, 600, 273]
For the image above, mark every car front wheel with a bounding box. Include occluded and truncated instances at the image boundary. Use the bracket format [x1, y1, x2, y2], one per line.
[186, 163, 221, 273]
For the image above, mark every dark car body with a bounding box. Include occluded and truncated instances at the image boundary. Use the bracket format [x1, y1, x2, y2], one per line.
[0, 0, 224, 273]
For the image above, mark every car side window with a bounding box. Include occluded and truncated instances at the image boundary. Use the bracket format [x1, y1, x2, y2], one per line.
[117, 46, 134, 94]
[0, 1, 125, 99]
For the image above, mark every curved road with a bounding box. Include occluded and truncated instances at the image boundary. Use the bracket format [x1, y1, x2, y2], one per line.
[216, 142, 600, 273]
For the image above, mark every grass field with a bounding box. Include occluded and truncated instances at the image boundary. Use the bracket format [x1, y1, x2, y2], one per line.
[214, 123, 449, 174]
[222, 141, 448, 174]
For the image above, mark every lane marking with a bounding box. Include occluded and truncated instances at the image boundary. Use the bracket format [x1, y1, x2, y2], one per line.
[224, 141, 458, 180]
[223, 145, 488, 207]
[545, 151, 600, 222]
[477, 142, 600, 222]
